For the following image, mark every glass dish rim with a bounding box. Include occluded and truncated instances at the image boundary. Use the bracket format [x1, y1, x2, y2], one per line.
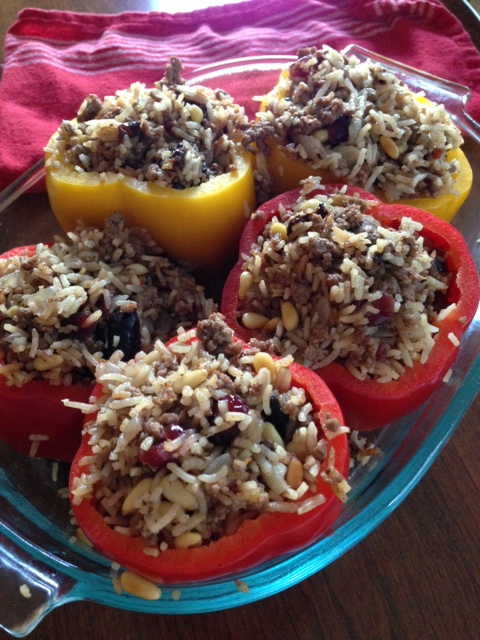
[0, 49, 479, 628]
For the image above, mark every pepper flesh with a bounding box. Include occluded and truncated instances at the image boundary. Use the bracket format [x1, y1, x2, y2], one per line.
[45, 142, 255, 274]
[0, 374, 89, 462]
[69, 337, 349, 583]
[261, 142, 472, 222]
[220, 185, 479, 430]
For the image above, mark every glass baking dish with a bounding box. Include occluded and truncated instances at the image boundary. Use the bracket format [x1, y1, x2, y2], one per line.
[0, 48, 479, 638]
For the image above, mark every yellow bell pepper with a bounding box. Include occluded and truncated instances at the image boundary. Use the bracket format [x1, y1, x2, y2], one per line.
[256, 69, 472, 222]
[259, 143, 472, 222]
[45, 141, 255, 275]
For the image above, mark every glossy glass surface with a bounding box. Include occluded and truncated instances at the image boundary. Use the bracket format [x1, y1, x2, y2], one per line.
[0, 52, 479, 637]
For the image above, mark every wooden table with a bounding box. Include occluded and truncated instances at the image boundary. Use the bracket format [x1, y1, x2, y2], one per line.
[0, 2, 478, 639]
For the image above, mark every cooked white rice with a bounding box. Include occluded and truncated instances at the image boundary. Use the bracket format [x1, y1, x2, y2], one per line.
[236, 177, 452, 381]
[46, 57, 247, 190]
[0, 213, 215, 387]
[244, 45, 464, 202]
[70, 313, 349, 550]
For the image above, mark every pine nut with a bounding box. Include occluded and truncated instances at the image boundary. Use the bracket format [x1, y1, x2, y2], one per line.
[270, 221, 288, 241]
[281, 301, 299, 332]
[119, 571, 161, 601]
[173, 532, 202, 549]
[379, 135, 400, 160]
[160, 476, 198, 511]
[33, 354, 64, 371]
[286, 456, 304, 489]
[96, 121, 120, 142]
[263, 317, 280, 332]
[189, 104, 204, 123]
[126, 263, 149, 275]
[313, 128, 329, 142]
[171, 369, 208, 393]
[253, 352, 277, 382]
[238, 271, 253, 301]
[299, 198, 320, 212]
[122, 477, 154, 515]
[242, 312, 270, 329]
[262, 421, 284, 446]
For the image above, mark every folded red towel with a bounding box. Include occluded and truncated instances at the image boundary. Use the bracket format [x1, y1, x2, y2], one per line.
[1, 0, 479, 191]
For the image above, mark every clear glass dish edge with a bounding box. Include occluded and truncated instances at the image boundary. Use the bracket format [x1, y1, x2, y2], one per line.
[0, 49, 479, 636]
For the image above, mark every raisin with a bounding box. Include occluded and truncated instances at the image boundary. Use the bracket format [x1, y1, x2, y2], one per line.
[266, 394, 295, 442]
[105, 307, 141, 361]
[328, 114, 351, 145]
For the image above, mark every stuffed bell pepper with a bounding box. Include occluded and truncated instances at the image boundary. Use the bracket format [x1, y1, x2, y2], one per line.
[45, 57, 256, 275]
[0, 214, 214, 461]
[243, 45, 472, 221]
[220, 179, 479, 430]
[69, 313, 350, 583]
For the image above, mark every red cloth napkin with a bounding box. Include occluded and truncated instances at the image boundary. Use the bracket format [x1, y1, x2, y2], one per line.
[1, 0, 480, 191]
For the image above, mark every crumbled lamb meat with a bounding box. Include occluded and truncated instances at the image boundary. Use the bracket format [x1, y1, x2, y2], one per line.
[196, 313, 243, 357]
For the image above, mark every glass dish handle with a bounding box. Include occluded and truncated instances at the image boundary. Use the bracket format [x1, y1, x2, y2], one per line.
[0, 530, 75, 638]
[346, 45, 480, 144]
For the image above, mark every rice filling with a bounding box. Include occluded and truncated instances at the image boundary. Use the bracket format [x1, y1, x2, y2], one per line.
[244, 45, 464, 202]
[70, 313, 350, 549]
[47, 57, 248, 190]
[236, 177, 452, 381]
[0, 213, 215, 387]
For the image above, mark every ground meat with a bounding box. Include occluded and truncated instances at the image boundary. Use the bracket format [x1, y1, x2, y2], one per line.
[196, 313, 242, 357]
[76, 94, 103, 122]
[236, 181, 451, 379]
[160, 56, 184, 87]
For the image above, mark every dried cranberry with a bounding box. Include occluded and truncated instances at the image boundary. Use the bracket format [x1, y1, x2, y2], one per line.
[224, 394, 249, 414]
[139, 443, 174, 470]
[66, 311, 97, 338]
[208, 394, 248, 446]
[162, 424, 185, 440]
[368, 293, 395, 326]
[376, 342, 389, 362]
[328, 114, 351, 145]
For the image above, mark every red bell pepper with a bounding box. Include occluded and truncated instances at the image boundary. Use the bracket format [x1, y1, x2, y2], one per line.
[0, 246, 91, 462]
[220, 185, 479, 430]
[69, 335, 349, 583]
